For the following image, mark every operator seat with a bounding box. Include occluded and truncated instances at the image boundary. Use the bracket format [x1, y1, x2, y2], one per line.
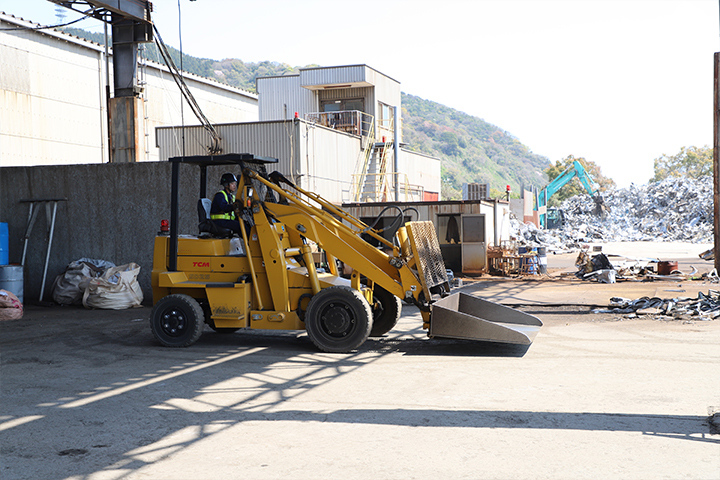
[197, 199, 232, 238]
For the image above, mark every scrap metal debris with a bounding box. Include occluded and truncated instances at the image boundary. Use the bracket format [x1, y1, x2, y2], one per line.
[561, 176, 713, 243]
[571, 250, 702, 283]
[575, 251, 616, 283]
[699, 248, 714, 261]
[593, 290, 720, 319]
[511, 176, 713, 251]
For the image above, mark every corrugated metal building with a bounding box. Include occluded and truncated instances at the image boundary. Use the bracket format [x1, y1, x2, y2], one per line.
[156, 65, 441, 204]
[0, 18, 441, 205]
[156, 117, 441, 206]
[0, 12, 258, 166]
[252, 65, 441, 202]
[343, 200, 512, 275]
[157, 119, 363, 204]
[258, 65, 401, 142]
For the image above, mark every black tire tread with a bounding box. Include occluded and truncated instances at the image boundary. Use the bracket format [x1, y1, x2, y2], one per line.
[305, 286, 372, 353]
[369, 284, 402, 337]
[150, 294, 204, 347]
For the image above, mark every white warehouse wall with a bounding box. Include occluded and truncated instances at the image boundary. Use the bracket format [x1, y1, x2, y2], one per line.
[0, 13, 258, 167]
[0, 16, 107, 166]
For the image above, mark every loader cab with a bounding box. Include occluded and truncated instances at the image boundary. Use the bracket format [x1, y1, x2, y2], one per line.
[164, 153, 278, 271]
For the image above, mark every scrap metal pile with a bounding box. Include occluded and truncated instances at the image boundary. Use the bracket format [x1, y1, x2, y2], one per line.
[561, 176, 712, 242]
[593, 290, 720, 320]
[511, 176, 713, 251]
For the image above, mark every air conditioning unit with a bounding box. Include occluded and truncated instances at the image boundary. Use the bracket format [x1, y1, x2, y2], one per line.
[462, 182, 489, 200]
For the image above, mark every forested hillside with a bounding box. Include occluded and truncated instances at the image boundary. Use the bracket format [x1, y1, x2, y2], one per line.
[402, 94, 549, 199]
[62, 27, 308, 91]
[62, 27, 551, 199]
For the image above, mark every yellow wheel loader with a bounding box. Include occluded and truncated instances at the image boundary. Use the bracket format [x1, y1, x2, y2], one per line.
[150, 154, 541, 352]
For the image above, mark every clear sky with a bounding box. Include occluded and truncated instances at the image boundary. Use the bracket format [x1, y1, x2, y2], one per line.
[2, 0, 718, 187]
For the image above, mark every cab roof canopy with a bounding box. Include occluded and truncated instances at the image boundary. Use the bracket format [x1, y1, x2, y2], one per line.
[168, 153, 278, 166]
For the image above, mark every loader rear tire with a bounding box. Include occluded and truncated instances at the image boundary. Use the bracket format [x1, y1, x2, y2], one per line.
[305, 286, 372, 353]
[150, 294, 204, 347]
[369, 284, 402, 337]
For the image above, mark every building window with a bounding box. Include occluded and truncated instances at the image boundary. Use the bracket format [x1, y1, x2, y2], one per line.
[321, 98, 364, 112]
[322, 101, 341, 112]
[378, 102, 394, 129]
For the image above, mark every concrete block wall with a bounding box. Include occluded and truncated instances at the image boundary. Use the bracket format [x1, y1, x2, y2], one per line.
[0, 162, 234, 305]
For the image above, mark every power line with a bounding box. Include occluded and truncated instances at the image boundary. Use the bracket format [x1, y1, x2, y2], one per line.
[0, 15, 88, 31]
[152, 23, 221, 154]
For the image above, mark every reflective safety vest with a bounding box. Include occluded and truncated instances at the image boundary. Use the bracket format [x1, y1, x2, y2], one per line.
[210, 190, 236, 220]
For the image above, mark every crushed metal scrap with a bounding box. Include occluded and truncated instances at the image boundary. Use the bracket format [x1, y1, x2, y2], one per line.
[511, 176, 713, 251]
[593, 290, 720, 319]
[572, 250, 705, 283]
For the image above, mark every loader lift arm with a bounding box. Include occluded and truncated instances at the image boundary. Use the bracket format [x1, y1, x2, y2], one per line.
[245, 168, 443, 313]
[246, 166, 540, 344]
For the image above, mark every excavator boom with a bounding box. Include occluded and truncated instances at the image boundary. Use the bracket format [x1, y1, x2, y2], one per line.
[537, 160, 599, 228]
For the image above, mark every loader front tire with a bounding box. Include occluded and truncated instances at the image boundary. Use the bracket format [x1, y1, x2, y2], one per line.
[150, 294, 204, 347]
[305, 286, 372, 353]
[369, 284, 402, 337]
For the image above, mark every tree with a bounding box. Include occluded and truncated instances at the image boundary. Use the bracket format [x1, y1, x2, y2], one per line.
[544, 155, 616, 206]
[651, 145, 712, 182]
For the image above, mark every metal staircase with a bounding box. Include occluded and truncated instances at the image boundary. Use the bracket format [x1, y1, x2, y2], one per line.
[375, 128, 393, 201]
[352, 117, 396, 202]
[352, 117, 376, 202]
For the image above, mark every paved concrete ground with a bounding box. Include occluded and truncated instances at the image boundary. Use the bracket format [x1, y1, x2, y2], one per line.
[464, 276, 718, 308]
[1, 297, 718, 479]
[1, 241, 718, 479]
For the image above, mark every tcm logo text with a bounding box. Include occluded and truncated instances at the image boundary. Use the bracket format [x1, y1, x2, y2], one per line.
[193, 262, 210, 268]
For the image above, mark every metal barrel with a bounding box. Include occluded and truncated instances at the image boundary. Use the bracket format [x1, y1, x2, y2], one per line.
[430, 292, 542, 345]
[0, 222, 8, 265]
[529, 248, 537, 274]
[519, 246, 538, 275]
[658, 261, 678, 275]
[0, 265, 23, 304]
[537, 246, 548, 274]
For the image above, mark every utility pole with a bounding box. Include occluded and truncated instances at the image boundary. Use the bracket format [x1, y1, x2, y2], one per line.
[714, 52, 720, 273]
[48, 1, 152, 163]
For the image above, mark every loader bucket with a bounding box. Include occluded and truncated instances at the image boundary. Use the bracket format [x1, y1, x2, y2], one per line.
[430, 292, 542, 345]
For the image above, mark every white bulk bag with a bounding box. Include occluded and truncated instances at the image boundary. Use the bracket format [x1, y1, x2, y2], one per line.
[82, 263, 143, 310]
[52, 258, 115, 306]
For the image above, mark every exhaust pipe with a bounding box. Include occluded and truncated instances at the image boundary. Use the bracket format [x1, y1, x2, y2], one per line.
[430, 292, 542, 345]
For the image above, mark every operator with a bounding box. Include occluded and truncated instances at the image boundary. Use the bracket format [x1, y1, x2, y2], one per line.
[210, 173, 241, 234]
